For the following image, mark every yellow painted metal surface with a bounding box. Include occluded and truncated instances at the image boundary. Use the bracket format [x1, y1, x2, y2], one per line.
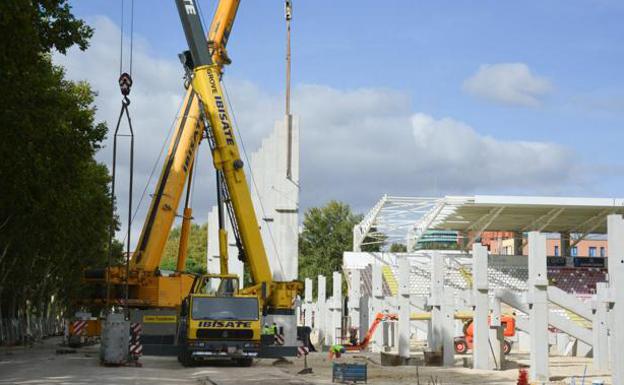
[382, 266, 398, 296]
[143, 315, 178, 323]
[131, 91, 202, 272]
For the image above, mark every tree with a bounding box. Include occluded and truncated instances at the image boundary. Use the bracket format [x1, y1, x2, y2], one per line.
[298, 201, 363, 296]
[0, 1, 111, 319]
[389, 243, 408, 253]
[160, 223, 207, 274]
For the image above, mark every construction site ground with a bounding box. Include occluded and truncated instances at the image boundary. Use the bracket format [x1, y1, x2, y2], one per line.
[0, 337, 612, 385]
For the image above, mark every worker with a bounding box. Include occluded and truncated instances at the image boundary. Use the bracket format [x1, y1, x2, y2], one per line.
[262, 323, 274, 335]
[272, 322, 278, 336]
[329, 344, 346, 360]
[348, 327, 358, 346]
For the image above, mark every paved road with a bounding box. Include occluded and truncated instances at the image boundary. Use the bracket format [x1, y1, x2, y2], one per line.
[0, 338, 313, 385]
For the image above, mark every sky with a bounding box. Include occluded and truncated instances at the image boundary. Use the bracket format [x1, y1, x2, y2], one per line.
[56, 1, 624, 246]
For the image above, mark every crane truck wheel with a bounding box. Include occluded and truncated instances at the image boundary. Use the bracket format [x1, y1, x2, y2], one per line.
[235, 358, 253, 367]
[178, 349, 195, 367]
[503, 340, 512, 355]
[454, 338, 468, 354]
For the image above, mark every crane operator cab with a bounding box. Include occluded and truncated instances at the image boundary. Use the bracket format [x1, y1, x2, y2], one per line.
[177, 274, 261, 366]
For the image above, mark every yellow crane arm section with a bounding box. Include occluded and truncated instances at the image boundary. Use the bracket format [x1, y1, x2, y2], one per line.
[207, 0, 240, 67]
[130, 91, 202, 272]
[131, 0, 241, 273]
[191, 66, 273, 286]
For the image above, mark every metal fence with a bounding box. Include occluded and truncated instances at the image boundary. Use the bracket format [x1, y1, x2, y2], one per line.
[0, 317, 64, 346]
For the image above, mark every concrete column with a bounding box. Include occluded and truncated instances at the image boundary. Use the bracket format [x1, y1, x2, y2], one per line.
[348, 269, 361, 335]
[592, 282, 609, 371]
[527, 231, 549, 382]
[371, 264, 384, 352]
[442, 290, 455, 367]
[397, 258, 411, 359]
[489, 296, 504, 370]
[429, 252, 444, 352]
[331, 271, 343, 345]
[304, 278, 313, 327]
[607, 214, 624, 385]
[472, 243, 490, 369]
[317, 275, 327, 346]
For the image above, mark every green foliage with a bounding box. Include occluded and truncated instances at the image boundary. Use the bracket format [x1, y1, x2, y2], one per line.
[389, 243, 408, 253]
[298, 201, 364, 296]
[0, 0, 109, 317]
[160, 223, 207, 274]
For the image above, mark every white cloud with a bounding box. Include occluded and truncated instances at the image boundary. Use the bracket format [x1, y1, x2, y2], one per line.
[55, 17, 579, 245]
[463, 63, 553, 107]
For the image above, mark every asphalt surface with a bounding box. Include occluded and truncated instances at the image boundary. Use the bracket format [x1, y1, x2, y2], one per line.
[0, 337, 313, 385]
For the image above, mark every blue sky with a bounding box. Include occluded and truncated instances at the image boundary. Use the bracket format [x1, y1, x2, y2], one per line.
[64, 0, 624, 217]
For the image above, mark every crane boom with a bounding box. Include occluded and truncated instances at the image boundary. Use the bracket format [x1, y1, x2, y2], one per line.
[131, 0, 241, 273]
[175, 0, 273, 287]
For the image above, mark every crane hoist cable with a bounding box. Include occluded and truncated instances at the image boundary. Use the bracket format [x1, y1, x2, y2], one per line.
[106, 0, 136, 312]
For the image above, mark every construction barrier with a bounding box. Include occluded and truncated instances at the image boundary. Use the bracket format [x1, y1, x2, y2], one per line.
[129, 322, 142, 358]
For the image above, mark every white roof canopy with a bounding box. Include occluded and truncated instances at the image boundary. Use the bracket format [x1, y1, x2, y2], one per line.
[353, 195, 624, 252]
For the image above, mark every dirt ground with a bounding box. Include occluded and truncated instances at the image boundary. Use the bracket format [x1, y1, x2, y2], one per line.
[0, 337, 612, 385]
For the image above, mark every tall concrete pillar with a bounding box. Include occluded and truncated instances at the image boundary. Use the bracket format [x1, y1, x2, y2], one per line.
[397, 258, 411, 359]
[331, 271, 343, 345]
[592, 282, 609, 371]
[317, 275, 327, 346]
[304, 278, 313, 327]
[371, 264, 384, 352]
[428, 252, 444, 352]
[442, 290, 455, 367]
[348, 269, 361, 336]
[607, 215, 624, 384]
[472, 243, 491, 369]
[527, 231, 549, 382]
[489, 296, 504, 370]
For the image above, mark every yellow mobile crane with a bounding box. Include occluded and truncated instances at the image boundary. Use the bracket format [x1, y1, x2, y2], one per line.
[84, 0, 247, 354]
[173, 0, 302, 365]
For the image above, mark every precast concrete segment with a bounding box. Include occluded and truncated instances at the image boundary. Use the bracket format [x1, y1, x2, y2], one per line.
[442, 290, 455, 367]
[592, 282, 609, 371]
[428, 252, 444, 353]
[472, 243, 490, 370]
[371, 264, 384, 352]
[349, 269, 361, 333]
[317, 275, 327, 346]
[397, 258, 410, 358]
[527, 231, 549, 383]
[489, 296, 504, 370]
[331, 271, 342, 345]
[304, 278, 313, 327]
[607, 215, 624, 385]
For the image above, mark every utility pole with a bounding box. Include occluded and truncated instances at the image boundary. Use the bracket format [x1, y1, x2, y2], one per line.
[285, 0, 293, 180]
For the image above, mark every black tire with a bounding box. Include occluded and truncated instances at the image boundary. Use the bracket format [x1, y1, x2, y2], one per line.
[178, 349, 194, 367]
[503, 340, 512, 355]
[236, 358, 253, 367]
[454, 338, 468, 354]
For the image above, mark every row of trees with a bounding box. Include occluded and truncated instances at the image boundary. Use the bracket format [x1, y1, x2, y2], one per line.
[0, 1, 114, 319]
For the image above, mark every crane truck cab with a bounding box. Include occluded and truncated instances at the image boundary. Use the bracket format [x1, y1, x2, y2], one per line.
[177, 275, 261, 366]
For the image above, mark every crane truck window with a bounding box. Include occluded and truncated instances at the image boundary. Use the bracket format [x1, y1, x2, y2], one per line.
[191, 297, 259, 321]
